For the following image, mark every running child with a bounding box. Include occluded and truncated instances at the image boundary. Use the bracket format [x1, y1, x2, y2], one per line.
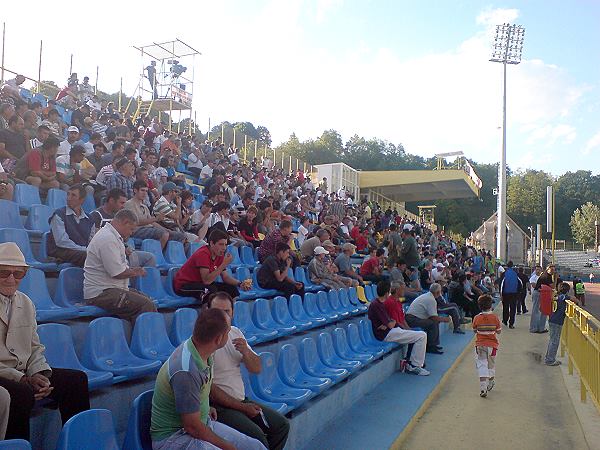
[472, 294, 501, 397]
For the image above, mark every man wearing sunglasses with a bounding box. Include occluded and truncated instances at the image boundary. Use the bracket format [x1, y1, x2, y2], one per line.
[0, 242, 90, 440]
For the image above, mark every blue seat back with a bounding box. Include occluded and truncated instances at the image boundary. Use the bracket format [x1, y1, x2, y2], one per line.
[82, 317, 134, 365]
[25, 204, 53, 233]
[252, 298, 276, 328]
[346, 323, 364, 350]
[136, 267, 169, 299]
[348, 287, 360, 305]
[13, 183, 41, 208]
[0, 199, 24, 229]
[165, 241, 187, 265]
[131, 312, 175, 361]
[332, 328, 352, 358]
[141, 239, 168, 266]
[299, 337, 320, 373]
[252, 352, 279, 392]
[54, 267, 84, 307]
[317, 291, 333, 314]
[19, 267, 56, 309]
[272, 296, 293, 325]
[304, 293, 320, 316]
[328, 290, 342, 311]
[56, 409, 119, 450]
[82, 192, 96, 214]
[240, 246, 257, 266]
[227, 245, 242, 266]
[294, 267, 308, 285]
[338, 289, 352, 309]
[278, 344, 302, 380]
[235, 267, 251, 283]
[37, 323, 84, 370]
[20, 88, 33, 101]
[317, 332, 337, 363]
[187, 241, 203, 257]
[233, 301, 252, 330]
[46, 188, 67, 210]
[0, 228, 37, 263]
[366, 285, 376, 301]
[0, 440, 31, 450]
[33, 92, 48, 107]
[123, 390, 153, 450]
[288, 294, 308, 321]
[170, 308, 198, 346]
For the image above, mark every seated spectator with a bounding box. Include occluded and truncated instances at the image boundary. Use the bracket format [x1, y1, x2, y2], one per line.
[70, 104, 91, 135]
[86, 141, 107, 172]
[433, 287, 467, 334]
[187, 145, 204, 177]
[86, 94, 101, 112]
[92, 114, 109, 139]
[419, 261, 434, 291]
[257, 220, 293, 264]
[28, 124, 50, 150]
[83, 209, 157, 323]
[257, 242, 304, 298]
[22, 110, 39, 141]
[101, 140, 125, 168]
[0, 104, 14, 131]
[174, 229, 243, 303]
[367, 280, 429, 376]
[57, 126, 83, 158]
[300, 228, 330, 261]
[0, 115, 27, 172]
[152, 182, 191, 242]
[308, 246, 355, 289]
[0, 161, 14, 200]
[353, 227, 369, 253]
[56, 145, 87, 189]
[48, 184, 92, 267]
[199, 159, 216, 184]
[237, 206, 261, 248]
[405, 283, 451, 354]
[105, 157, 135, 198]
[334, 242, 364, 284]
[40, 108, 63, 138]
[14, 136, 61, 190]
[209, 292, 290, 450]
[150, 308, 266, 450]
[0, 242, 90, 440]
[448, 273, 480, 318]
[432, 263, 448, 285]
[359, 248, 387, 283]
[296, 216, 310, 246]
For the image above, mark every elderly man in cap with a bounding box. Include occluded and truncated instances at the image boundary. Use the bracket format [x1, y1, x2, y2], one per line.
[0, 243, 90, 440]
[335, 242, 364, 284]
[308, 246, 355, 290]
[57, 125, 83, 157]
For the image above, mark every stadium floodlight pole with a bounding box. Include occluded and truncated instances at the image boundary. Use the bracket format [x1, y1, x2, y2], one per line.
[490, 23, 525, 262]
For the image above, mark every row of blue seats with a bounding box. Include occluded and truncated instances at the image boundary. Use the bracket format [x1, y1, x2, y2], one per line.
[11, 184, 96, 212]
[27, 316, 397, 450]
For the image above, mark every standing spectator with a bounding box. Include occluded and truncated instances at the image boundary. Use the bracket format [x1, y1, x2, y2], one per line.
[368, 280, 429, 375]
[544, 282, 577, 366]
[531, 264, 560, 333]
[516, 267, 529, 315]
[257, 243, 304, 298]
[105, 158, 135, 198]
[84, 209, 157, 323]
[359, 248, 387, 284]
[499, 261, 522, 329]
[209, 293, 290, 450]
[14, 136, 61, 190]
[173, 229, 243, 302]
[400, 224, 420, 269]
[0, 242, 90, 440]
[472, 294, 502, 397]
[405, 284, 450, 354]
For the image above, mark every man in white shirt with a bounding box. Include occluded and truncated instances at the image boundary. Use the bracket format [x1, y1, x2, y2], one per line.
[209, 293, 290, 450]
[200, 160, 216, 181]
[83, 209, 156, 323]
[405, 284, 450, 354]
[57, 126, 83, 157]
[187, 147, 204, 177]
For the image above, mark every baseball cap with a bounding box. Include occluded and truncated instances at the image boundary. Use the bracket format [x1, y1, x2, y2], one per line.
[67, 126, 79, 133]
[436, 263, 445, 269]
[314, 246, 329, 255]
[403, 223, 414, 232]
[161, 181, 180, 194]
[322, 240, 335, 248]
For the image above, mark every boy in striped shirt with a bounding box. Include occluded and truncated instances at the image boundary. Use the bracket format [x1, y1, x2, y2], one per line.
[472, 294, 501, 397]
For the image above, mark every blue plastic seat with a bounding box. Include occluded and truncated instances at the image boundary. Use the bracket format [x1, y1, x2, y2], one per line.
[338, 288, 360, 315]
[278, 343, 332, 393]
[328, 290, 350, 318]
[169, 308, 198, 346]
[33, 92, 47, 107]
[298, 337, 349, 383]
[317, 291, 339, 323]
[0, 199, 26, 231]
[82, 192, 96, 214]
[273, 296, 311, 331]
[19, 268, 79, 322]
[332, 327, 374, 364]
[25, 204, 53, 234]
[247, 352, 313, 410]
[358, 319, 396, 353]
[20, 88, 33, 101]
[288, 294, 316, 328]
[240, 245, 260, 268]
[82, 317, 161, 381]
[240, 365, 289, 415]
[13, 183, 41, 211]
[187, 241, 204, 257]
[123, 390, 153, 450]
[233, 267, 261, 300]
[294, 266, 323, 292]
[46, 188, 67, 210]
[141, 239, 180, 270]
[227, 245, 244, 270]
[316, 332, 362, 373]
[164, 267, 197, 306]
[233, 301, 277, 345]
[346, 323, 384, 358]
[253, 298, 295, 336]
[165, 241, 187, 265]
[135, 266, 192, 308]
[365, 284, 377, 302]
[37, 323, 113, 390]
[0, 228, 57, 271]
[302, 293, 328, 324]
[348, 287, 368, 312]
[0, 440, 31, 449]
[37, 231, 73, 270]
[54, 104, 66, 117]
[56, 409, 119, 450]
[251, 267, 279, 298]
[54, 267, 105, 316]
[131, 312, 176, 362]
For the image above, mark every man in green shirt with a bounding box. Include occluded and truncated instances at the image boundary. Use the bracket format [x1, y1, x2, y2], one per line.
[150, 308, 266, 450]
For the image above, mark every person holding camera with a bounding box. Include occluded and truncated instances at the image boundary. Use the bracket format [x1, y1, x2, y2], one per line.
[256, 243, 304, 299]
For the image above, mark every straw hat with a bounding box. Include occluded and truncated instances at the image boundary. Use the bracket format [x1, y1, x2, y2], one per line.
[0, 242, 28, 267]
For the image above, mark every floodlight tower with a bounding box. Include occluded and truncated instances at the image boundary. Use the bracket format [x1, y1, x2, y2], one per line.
[490, 23, 525, 261]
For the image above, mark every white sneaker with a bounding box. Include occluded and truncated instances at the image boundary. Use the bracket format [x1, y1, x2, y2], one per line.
[487, 379, 495, 391]
[406, 364, 430, 376]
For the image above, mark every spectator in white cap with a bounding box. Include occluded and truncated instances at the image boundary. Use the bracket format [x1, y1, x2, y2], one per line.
[308, 246, 356, 290]
[0, 242, 90, 440]
[432, 263, 448, 284]
[57, 125, 82, 157]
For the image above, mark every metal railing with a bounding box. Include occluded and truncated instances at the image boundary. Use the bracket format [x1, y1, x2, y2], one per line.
[561, 300, 600, 413]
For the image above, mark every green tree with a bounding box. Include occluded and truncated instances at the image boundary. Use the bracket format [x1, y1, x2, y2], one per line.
[556, 171, 600, 239]
[256, 125, 272, 146]
[570, 202, 600, 247]
[506, 169, 554, 233]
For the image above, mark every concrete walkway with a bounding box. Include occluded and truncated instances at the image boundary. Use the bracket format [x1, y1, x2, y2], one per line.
[400, 308, 590, 450]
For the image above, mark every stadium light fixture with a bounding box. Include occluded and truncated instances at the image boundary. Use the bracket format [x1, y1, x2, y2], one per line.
[489, 23, 525, 261]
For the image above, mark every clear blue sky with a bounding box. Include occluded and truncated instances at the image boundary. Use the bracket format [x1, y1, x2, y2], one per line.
[2, 0, 598, 175]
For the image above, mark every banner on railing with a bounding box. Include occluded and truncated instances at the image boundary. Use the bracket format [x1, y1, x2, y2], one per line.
[171, 85, 192, 107]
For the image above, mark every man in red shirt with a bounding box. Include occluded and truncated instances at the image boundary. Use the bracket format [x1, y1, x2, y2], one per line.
[173, 229, 242, 304]
[360, 248, 387, 284]
[14, 136, 61, 190]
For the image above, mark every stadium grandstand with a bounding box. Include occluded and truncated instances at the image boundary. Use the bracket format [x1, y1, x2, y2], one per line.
[0, 31, 597, 450]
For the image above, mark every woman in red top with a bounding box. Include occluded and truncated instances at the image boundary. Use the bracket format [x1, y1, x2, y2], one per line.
[238, 206, 261, 247]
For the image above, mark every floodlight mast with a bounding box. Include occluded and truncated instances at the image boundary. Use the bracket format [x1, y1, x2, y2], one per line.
[489, 23, 525, 262]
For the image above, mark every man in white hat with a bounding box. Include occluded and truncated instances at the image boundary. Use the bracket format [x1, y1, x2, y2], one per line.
[0, 242, 90, 440]
[308, 246, 355, 290]
[57, 125, 83, 157]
